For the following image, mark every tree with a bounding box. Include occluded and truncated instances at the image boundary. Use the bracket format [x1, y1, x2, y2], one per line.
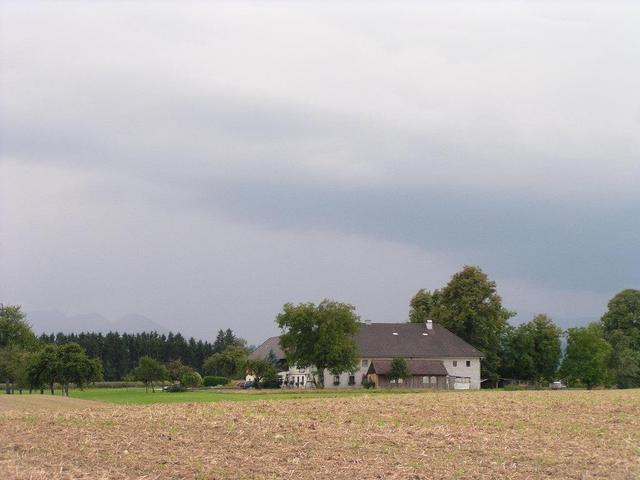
[600, 289, 640, 388]
[57, 342, 103, 396]
[29, 344, 60, 395]
[500, 324, 535, 381]
[13, 351, 38, 393]
[607, 330, 640, 388]
[277, 299, 360, 389]
[0, 346, 28, 394]
[166, 359, 194, 383]
[203, 345, 249, 379]
[601, 289, 640, 345]
[133, 356, 167, 392]
[0, 305, 39, 393]
[388, 357, 410, 385]
[560, 324, 612, 389]
[0, 304, 37, 349]
[499, 314, 562, 383]
[181, 371, 203, 388]
[213, 328, 246, 354]
[528, 314, 563, 382]
[243, 358, 277, 389]
[409, 266, 514, 384]
[408, 289, 441, 324]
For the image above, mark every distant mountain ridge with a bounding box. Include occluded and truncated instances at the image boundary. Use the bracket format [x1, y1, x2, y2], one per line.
[26, 310, 169, 335]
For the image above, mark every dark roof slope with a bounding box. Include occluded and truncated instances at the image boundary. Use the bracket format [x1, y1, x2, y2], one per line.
[355, 323, 483, 358]
[367, 359, 448, 376]
[249, 336, 285, 360]
[250, 322, 483, 361]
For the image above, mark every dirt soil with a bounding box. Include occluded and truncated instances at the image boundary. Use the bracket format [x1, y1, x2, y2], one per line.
[1, 389, 639, 479]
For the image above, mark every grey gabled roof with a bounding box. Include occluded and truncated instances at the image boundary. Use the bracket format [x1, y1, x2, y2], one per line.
[250, 322, 483, 361]
[249, 336, 285, 360]
[355, 323, 483, 359]
[367, 359, 448, 376]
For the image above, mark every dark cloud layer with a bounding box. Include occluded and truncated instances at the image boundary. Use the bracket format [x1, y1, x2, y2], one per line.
[196, 179, 639, 293]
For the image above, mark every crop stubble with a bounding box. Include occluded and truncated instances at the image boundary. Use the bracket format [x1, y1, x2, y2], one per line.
[1, 390, 638, 479]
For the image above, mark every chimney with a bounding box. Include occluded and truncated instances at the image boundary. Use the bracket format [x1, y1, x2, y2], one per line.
[425, 319, 433, 330]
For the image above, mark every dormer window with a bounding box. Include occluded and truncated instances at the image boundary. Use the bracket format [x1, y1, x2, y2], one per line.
[392, 332, 399, 336]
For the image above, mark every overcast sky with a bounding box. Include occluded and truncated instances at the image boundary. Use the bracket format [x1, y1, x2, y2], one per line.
[1, 1, 639, 343]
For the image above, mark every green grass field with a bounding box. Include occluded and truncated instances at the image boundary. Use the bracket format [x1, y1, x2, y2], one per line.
[67, 386, 426, 404]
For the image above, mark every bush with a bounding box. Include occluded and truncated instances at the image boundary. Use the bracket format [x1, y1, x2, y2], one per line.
[259, 372, 281, 389]
[164, 383, 187, 392]
[181, 371, 203, 388]
[362, 378, 375, 389]
[203, 376, 228, 387]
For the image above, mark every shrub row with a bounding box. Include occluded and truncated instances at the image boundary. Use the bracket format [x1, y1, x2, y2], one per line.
[203, 376, 228, 387]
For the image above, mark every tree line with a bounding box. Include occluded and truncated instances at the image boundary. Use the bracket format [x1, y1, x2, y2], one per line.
[408, 266, 640, 389]
[37, 328, 246, 381]
[0, 304, 255, 394]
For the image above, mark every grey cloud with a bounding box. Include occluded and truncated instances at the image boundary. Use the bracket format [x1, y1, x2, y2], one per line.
[193, 179, 639, 293]
[2, 1, 639, 340]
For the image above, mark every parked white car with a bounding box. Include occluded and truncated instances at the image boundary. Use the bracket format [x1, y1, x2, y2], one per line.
[549, 381, 567, 390]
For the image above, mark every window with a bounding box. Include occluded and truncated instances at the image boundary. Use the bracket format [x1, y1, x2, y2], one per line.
[333, 375, 340, 386]
[301, 377, 305, 385]
[430, 376, 437, 384]
[398, 378, 403, 384]
[361, 359, 369, 368]
[348, 375, 355, 386]
[453, 361, 457, 367]
[466, 360, 471, 367]
[422, 376, 428, 384]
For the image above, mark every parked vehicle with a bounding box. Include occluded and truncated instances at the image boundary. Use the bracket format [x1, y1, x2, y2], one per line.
[549, 381, 567, 390]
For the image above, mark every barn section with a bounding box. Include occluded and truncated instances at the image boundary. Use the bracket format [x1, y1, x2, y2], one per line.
[366, 359, 450, 389]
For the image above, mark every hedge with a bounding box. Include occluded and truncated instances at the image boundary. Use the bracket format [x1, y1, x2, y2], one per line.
[203, 376, 228, 387]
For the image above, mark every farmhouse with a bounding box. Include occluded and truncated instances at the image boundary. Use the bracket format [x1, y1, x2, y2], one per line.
[250, 320, 483, 389]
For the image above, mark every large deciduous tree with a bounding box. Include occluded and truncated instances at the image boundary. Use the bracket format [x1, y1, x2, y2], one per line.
[0, 304, 39, 393]
[607, 330, 640, 388]
[408, 290, 442, 324]
[29, 344, 60, 395]
[0, 304, 37, 350]
[560, 324, 611, 389]
[500, 314, 562, 383]
[277, 299, 359, 389]
[0, 346, 30, 394]
[133, 356, 167, 392]
[57, 342, 103, 396]
[166, 359, 194, 383]
[409, 266, 514, 384]
[203, 345, 249, 379]
[601, 289, 640, 344]
[601, 289, 640, 388]
[528, 314, 563, 382]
